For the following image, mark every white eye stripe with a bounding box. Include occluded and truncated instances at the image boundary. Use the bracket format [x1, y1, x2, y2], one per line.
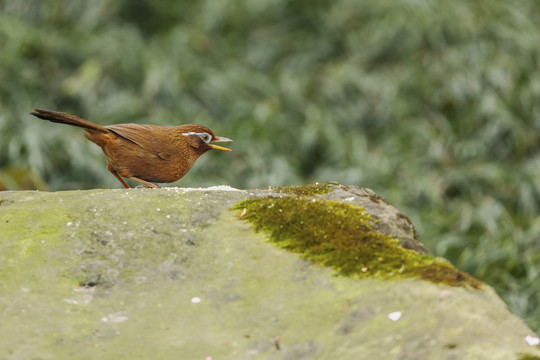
[182, 132, 212, 144]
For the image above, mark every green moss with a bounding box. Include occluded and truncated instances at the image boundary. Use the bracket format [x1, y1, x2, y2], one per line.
[233, 197, 482, 289]
[0, 205, 75, 290]
[265, 183, 334, 197]
[518, 354, 540, 360]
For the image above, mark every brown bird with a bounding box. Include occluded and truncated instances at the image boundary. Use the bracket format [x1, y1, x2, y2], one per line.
[29, 109, 233, 188]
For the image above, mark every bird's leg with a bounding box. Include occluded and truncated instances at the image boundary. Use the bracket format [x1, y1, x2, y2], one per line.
[127, 176, 160, 188]
[107, 165, 130, 188]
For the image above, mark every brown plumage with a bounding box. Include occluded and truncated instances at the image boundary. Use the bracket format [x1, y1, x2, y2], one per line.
[29, 109, 232, 188]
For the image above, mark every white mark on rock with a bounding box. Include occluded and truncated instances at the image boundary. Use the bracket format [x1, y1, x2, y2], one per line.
[438, 290, 453, 299]
[388, 311, 402, 321]
[191, 297, 201, 304]
[210, 185, 240, 191]
[344, 197, 355, 201]
[101, 311, 128, 323]
[525, 335, 540, 346]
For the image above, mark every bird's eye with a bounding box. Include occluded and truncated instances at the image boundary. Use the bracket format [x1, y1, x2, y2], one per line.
[199, 133, 212, 143]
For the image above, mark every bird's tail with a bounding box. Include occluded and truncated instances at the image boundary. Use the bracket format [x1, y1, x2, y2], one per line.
[29, 109, 108, 133]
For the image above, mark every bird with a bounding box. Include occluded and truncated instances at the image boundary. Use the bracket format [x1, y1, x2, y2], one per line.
[29, 108, 233, 188]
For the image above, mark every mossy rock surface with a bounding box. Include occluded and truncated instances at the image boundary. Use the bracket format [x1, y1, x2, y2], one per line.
[0, 183, 538, 360]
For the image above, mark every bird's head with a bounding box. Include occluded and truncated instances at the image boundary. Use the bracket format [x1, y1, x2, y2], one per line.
[181, 125, 233, 154]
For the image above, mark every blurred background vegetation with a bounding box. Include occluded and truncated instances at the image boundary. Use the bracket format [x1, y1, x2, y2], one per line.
[2, 0, 540, 332]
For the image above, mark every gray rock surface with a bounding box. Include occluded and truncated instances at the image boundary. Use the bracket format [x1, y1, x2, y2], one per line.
[0, 183, 538, 360]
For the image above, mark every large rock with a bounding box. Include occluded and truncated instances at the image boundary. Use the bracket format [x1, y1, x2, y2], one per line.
[0, 183, 538, 360]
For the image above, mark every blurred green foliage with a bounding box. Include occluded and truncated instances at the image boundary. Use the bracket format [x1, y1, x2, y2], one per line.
[1, 0, 540, 332]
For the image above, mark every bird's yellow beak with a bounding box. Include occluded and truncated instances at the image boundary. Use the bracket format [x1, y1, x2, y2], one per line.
[209, 136, 233, 151]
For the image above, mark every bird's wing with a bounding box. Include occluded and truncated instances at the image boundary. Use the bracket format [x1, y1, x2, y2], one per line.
[106, 124, 172, 160]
